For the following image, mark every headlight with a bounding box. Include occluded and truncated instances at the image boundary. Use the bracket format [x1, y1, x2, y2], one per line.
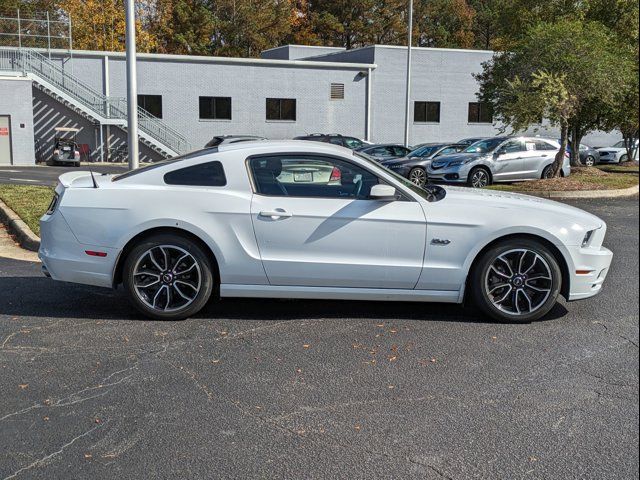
[582, 229, 596, 248]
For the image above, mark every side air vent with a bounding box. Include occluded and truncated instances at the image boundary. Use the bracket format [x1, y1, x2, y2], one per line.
[330, 83, 345, 100]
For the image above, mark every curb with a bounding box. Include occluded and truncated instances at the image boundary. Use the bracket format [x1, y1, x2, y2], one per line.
[506, 184, 639, 199]
[0, 199, 41, 252]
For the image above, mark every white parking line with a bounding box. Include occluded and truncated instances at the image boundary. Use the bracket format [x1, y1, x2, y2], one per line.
[8, 178, 39, 182]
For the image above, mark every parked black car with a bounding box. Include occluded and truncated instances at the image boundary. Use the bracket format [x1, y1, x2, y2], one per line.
[382, 143, 466, 187]
[294, 133, 366, 149]
[457, 137, 488, 147]
[355, 144, 411, 161]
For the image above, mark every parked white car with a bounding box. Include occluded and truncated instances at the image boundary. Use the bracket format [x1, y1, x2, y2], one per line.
[39, 141, 612, 323]
[597, 140, 639, 163]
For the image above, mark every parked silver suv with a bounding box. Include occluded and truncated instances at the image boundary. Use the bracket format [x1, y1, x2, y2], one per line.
[427, 136, 571, 188]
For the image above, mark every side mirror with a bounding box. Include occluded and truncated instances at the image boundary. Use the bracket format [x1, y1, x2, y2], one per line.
[494, 148, 504, 157]
[370, 184, 397, 201]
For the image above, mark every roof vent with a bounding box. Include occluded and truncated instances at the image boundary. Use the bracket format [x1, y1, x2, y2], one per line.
[330, 83, 345, 100]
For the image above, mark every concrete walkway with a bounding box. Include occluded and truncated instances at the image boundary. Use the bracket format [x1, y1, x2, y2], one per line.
[0, 224, 39, 262]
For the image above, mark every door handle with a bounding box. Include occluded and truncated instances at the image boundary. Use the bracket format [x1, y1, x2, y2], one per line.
[541, 154, 549, 157]
[259, 209, 292, 219]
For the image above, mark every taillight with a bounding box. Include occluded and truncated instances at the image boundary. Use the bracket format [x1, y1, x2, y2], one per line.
[74, 151, 80, 159]
[329, 166, 341, 182]
[53, 149, 59, 156]
[46, 192, 59, 215]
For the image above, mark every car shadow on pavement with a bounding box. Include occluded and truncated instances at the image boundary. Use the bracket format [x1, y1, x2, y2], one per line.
[0, 275, 569, 324]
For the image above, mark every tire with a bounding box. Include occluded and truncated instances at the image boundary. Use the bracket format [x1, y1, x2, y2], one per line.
[542, 165, 555, 179]
[408, 167, 427, 187]
[73, 161, 81, 168]
[469, 238, 562, 323]
[620, 154, 628, 163]
[123, 233, 215, 320]
[467, 167, 491, 188]
[584, 156, 595, 167]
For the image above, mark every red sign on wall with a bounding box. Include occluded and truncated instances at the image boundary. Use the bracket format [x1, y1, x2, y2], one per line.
[0, 127, 8, 136]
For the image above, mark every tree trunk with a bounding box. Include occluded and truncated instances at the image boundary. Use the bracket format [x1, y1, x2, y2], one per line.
[554, 122, 568, 178]
[622, 128, 639, 163]
[569, 124, 582, 167]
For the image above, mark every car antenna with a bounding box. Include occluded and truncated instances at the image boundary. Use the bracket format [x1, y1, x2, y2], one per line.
[89, 170, 98, 188]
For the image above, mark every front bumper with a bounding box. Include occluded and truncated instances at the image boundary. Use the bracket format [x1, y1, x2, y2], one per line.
[39, 210, 118, 288]
[427, 165, 469, 183]
[567, 245, 613, 301]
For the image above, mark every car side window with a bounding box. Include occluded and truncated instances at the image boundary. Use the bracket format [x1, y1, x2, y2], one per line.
[370, 147, 388, 156]
[249, 155, 381, 199]
[344, 137, 363, 149]
[163, 161, 227, 186]
[501, 140, 525, 153]
[534, 140, 557, 151]
[436, 147, 457, 156]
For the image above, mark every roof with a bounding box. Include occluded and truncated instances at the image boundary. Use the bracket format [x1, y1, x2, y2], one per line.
[217, 139, 354, 155]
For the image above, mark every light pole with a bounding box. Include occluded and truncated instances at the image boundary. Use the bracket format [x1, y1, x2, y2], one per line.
[403, 0, 413, 148]
[125, 0, 139, 169]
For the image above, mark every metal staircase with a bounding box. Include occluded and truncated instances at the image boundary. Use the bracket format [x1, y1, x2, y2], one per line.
[0, 47, 191, 157]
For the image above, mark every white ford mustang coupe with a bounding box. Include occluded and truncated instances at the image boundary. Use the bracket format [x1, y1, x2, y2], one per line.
[39, 141, 613, 323]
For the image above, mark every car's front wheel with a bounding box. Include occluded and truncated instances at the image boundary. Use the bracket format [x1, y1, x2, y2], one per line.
[584, 156, 595, 167]
[408, 167, 427, 187]
[467, 167, 491, 188]
[123, 234, 214, 320]
[470, 239, 562, 323]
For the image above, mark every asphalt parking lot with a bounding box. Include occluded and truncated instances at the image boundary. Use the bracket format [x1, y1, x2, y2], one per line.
[0, 197, 638, 479]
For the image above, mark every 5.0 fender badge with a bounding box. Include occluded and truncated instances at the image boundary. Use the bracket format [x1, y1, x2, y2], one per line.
[431, 238, 451, 246]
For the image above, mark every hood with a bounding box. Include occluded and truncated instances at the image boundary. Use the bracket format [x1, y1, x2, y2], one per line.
[597, 147, 625, 153]
[382, 156, 421, 167]
[441, 186, 604, 229]
[430, 152, 483, 168]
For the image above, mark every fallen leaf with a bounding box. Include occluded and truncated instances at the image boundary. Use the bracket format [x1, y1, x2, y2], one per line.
[18, 384, 28, 390]
[303, 344, 310, 349]
[211, 359, 221, 364]
[388, 385, 395, 389]
[94, 418, 101, 424]
[43, 416, 49, 421]
[84, 453, 92, 459]
[354, 424, 361, 431]
[388, 356, 397, 362]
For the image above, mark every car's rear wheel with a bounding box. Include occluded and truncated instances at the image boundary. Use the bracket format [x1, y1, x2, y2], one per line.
[408, 167, 427, 187]
[123, 234, 214, 320]
[468, 167, 491, 188]
[584, 156, 595, 167]
[620, 154, 628, 163]
[470, 239, 562, 323]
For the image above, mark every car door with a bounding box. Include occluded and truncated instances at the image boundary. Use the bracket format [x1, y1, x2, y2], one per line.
[248, 154, 427, 289]
[491, 139, 527, 181]
[526, 139, 558, 177]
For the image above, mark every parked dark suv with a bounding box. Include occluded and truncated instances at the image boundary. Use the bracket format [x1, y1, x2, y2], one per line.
[294, 133, 366, 149]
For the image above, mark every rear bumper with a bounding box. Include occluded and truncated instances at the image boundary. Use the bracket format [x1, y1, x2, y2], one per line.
[567, 246, 613, 301]
[39, 210, 117, 288]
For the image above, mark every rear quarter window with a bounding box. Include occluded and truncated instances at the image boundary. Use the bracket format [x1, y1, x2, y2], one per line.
[164, 161, 227, 186]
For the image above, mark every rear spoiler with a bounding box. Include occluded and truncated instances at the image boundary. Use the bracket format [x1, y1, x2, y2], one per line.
[58, 171, 99, 188]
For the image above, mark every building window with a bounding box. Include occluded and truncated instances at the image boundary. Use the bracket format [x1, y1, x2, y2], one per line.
[330, 83, 345, 100]
[138, 95, 162, 118]
[199, 97, 231, 120]
[266, 98, 296, 121]
[414, 101, 440, 123]
[468, 102, 493, 123]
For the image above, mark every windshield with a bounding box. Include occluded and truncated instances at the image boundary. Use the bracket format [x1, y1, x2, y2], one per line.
[354, 152, 445, 202]
[464, 138, 504, 153]
[409, 145, 440, 157]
